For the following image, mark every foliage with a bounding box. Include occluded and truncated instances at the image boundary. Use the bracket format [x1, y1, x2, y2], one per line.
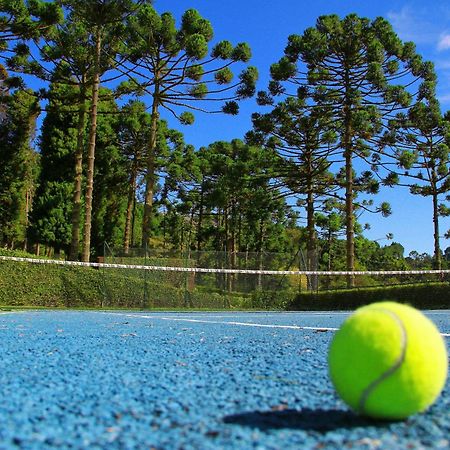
[0, 7, 448, 278]
[0, 88, 39, 248]
[386, 91, 450, 269]
[288, 283, 450, 311]
[123, 5, 258, 245]
[28, 81, 78, 252]
[163, 139, 295, 254]
[266, 14, 434, 284]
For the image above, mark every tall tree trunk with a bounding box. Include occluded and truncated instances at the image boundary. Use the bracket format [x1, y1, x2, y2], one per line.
[327, 228, 333, 271]
[257, 218, 265, 290]
[131, 194, 136, 249]
[82, 31, 101, 262]
[344, 68, 355, 288]
[306, 188, 317, 290]
[69, 79, 87, 261]
[197, 181, 204, 251]
[229, 197, 237, 291]
[345, 145, 354, 287]
[124, 166, 137, 254]
[238, 212, 242, 253]
[230, 198, 237, 257]
[187, 208, 195, 250]
[142, 90, 159, 248]
[23, 187, 30, 251]
[432, 181, 441, 270]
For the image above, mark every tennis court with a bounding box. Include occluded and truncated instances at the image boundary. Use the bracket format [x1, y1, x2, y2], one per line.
[0, 310, 448, 449]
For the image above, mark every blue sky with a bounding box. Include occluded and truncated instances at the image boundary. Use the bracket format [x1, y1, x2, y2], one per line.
[150, 0, 450, 256]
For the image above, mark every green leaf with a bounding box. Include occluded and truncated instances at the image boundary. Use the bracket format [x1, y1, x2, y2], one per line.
[179, 111, 195, 125]
[222, 101, 239, 115]
[215, 67, 233, 84]
[184, 33, 208, 59]
[211, 40, 233, 59]
[231, 43, 251, 62]
[188, 83, 208, 99]
[185, 65, 204, 81]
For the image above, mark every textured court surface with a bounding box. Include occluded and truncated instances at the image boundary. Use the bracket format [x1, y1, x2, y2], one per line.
[0, 310, 448, 449]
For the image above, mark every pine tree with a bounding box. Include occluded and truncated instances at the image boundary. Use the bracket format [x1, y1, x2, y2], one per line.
[386, 87, 450, 269]
[248, 95, 338, 274]
[268, 14, 433, 285]
[0, 88, 39, 248]
[28, 81, 78, 254]
[123, 6, 258, 246]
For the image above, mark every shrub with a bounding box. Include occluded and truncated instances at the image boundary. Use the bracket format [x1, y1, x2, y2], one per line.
[287, 283, 450, 310]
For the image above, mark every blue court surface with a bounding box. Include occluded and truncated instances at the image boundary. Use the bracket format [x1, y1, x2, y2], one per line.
[0, 310, 449, 449]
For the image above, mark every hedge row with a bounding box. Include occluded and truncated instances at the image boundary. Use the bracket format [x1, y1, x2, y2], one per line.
[287, 283, 450, 310]
[0, 261, 104, 307]
[0, 259, 249, 309]
[1, 257, 449, 310]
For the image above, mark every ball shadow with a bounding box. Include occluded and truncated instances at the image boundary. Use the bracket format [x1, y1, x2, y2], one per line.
[223, 408, 388, 432]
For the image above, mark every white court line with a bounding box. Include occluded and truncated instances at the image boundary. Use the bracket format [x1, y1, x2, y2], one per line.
[171, 312, 351, 318]
[103, 312, 450, 337]
[106, 312, 338, 332]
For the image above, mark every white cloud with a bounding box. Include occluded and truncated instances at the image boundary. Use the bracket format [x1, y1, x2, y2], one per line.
[437, 93, 450, 103]
[438, 34, 450, 51]
[387, 6, 436, 44]
[434, 60, 450, 69]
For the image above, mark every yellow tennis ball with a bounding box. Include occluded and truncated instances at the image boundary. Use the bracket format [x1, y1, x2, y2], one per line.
[328, 301, 448, 420]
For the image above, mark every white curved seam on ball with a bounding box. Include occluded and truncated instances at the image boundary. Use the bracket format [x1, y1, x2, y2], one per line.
[357, 309, 408, 415]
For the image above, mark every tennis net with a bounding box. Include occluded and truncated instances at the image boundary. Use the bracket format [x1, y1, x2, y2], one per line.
[0, 254, 449, 309]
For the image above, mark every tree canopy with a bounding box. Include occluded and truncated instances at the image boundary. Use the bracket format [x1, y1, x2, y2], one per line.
[0, 3, 448, 278]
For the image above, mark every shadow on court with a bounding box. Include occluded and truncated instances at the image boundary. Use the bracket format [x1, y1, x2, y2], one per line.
[223, 408, 388, 432]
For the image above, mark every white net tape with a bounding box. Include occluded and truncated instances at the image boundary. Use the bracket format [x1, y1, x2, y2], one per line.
[1, 255, 449, 276]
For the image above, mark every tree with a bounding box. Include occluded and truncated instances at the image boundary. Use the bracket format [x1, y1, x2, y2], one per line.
[3, 1, 127, 259]
[269, 14, 433, 285]
[183, 140, 293, 255]
[0, 0, 62, 46]
[0, 1, 62, 126]
[28, 84, 129, 257]
[90, 90, 127, 255]
[118, 100, 191, 252]
[123, 6, 258, 247]
[56, 0, 151, 261]
[117, 100, 151, 253]
[386, 92, 450, 269]
[315, 200, 346, 271]
[248, 95, 338, 274]
[28, 81, 79, 254]
[0, 88, 39, 248]
[38, 18, 96, 260]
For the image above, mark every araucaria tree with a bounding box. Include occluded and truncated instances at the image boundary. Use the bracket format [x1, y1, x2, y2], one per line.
[5, 14, 94, 259]
[388, 88, 450, 269]
[0, 0, 62, 47]
[4, 1, 149, 260]
[269, 14, 434, 285]
[0, 88, 39, 249]
[124, 6, 258, 247]
[248, 96, 337, 274]
[53, 0, 151, 261]
[28, 81, 79, 255]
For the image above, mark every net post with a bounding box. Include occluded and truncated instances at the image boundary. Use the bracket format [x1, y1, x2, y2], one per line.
[101, 241, 106, 309]
[183, 248, 189, 308]
[143, 243, 148, 310]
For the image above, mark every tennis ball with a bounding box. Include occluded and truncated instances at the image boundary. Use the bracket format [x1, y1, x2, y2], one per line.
[328, 301, 448, 420]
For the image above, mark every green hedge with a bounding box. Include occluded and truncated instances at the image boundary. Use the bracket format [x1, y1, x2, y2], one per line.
[287, 283, 450, 310]
[0, 261, 105, 307]
[1, 254, 449, 310]
[0, 259, 249, 309]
